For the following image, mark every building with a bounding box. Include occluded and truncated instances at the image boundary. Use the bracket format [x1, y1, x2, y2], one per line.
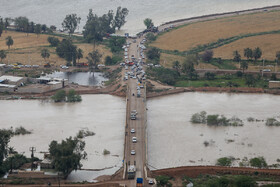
[0, 75, 25, 86]
[269, 81, 280, 89]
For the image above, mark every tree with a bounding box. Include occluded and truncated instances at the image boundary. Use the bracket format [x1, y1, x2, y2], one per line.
[234, 176, 256, 187]
[155, 175, 172, 187]
[0, 129, 11, 165]
[67, 89, 82, 102]
[0, 129, 11, 176]
[34, 24, 41, 37]
[105, 56, 113, 65]
[276, 51, 280, 62]
[147, 47, 160, 64]
[49, 136, 87, 178]
[216, 157, 232, 166]
[201, 50, 213, 62]
[5, 36, 13, 49]
[108, 36, 126, 53]
[0, 18, 3, 37]
[86, 49, 102, 75]
[50, 25, 57, 31]
[240, 61, 248, 73]
[253, 47, 262, 63]
[181, 54, 198, 76]
[56, 39, 77, 66]
[245, 74, 256, 87]
[233, 50, 241, 63]
[47, 36, 60, 47]
[41, 24, 47, 33]
[14, 16, 29, 33]
[83, 9, 104, 45]
[172, 60, 181, 73]
[76, 48, 83, 63]
[51, 90, 66, 102]
[244, 48, 253, 62]
[114, 6, 129, 30]
[0, 50, 6, 62]
[41, 49, 50, 62]
[4, 18, 12, 32]
[146, 33, 156, 41]
[62, 14, 81, 36]
[249, 157, 267, 168]
[144, 18, 154, 29]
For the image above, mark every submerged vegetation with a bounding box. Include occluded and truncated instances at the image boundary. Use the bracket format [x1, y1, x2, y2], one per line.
[51, 89, 82, 103]
[76, 129, 95, 139]
[191, 111, 244, 126]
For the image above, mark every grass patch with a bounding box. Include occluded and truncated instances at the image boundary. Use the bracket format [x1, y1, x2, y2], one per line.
[175, 76, 268, 88]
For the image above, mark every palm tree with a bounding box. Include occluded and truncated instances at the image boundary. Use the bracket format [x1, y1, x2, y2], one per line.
[6, 36, 13, 49]
[233, 50, 241, 68]
[244, 48, 253, 62]
[240, 61, 248, 73]
[86, 49, 102, 76]
[77, 48, 83, 64]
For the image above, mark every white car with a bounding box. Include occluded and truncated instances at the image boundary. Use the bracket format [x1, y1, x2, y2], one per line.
[132, 137, 137, 143]
[131, 150, 136, 155]
[97, 64, 105, 68]
[61, 65, 69, 69]
[148, 179, 154, 185]
[262, 69, 271, 72]
[131, 129, 135, 133]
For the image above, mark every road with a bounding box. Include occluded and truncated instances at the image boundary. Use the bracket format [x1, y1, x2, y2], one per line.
[123, 37, 149, 186]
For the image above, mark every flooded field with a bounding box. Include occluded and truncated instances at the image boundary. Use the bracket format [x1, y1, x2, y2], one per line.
[147, 92, 280, 170]
[42, 71, 108, 86]
[0, 95, 125, 181]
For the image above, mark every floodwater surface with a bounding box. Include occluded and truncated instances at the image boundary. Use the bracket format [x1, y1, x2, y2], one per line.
[0, 95, 125, 181]
[147, 92, 280, 170]
[0, 0, 279, 35]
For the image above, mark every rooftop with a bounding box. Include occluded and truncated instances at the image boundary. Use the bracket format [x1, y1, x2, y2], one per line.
[0, 75, 24, 82]
[0, 84, 16, 88]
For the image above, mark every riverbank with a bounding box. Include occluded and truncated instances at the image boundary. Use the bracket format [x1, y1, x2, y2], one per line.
[159, 5, 280, 31]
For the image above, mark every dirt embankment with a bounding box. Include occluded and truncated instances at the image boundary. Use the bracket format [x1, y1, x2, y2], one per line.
[151, 166, 280, 178]
[146, 86, 280, 98]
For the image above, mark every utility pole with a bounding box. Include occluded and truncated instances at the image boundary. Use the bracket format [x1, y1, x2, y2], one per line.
[262, 58, 265, 77]
[29, 147, 36, 171]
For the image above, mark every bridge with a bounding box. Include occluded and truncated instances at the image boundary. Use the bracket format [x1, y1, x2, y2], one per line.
[122, 37, 149, 187]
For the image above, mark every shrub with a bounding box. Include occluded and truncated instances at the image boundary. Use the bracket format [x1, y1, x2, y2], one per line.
[103, 149, 110, 155]
[146, 33, 156, 41]
[51, 90, 66, 102]
[249, 157, 267, 168]
[105, 56, 113, 65]
[236, 71, 243, 77]
[13, 126, 31, 135]
[266, 118, 280, 126]
[216, 157, 233, 166]
[67, 89, 82, 102]
[47, 36, 60, 47]
[247, 117, 255, 122]
[191, 111, 207, 123]
[76, 130, 95, 139]
[205, 72, 216, 80]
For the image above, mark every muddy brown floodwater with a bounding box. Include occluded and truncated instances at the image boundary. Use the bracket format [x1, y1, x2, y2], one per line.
[147, 92, 280, 170]
[0, 95, 125, 182]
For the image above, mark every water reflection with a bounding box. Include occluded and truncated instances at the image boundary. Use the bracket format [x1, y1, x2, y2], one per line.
[42, 71, 108, 86]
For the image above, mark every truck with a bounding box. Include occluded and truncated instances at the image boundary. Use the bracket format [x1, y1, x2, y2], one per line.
[127, 165, 136, 179]
[136, 178, 143, 187]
